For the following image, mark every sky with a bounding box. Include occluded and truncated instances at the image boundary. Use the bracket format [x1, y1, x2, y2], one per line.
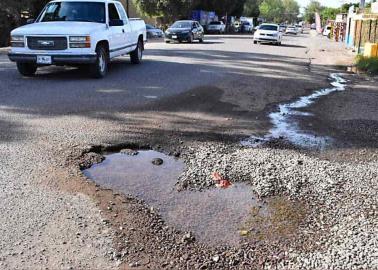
[297, 0, 366, 8]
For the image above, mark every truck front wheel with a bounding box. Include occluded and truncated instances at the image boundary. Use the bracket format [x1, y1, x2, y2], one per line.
[130, 40, 143, 64]
[90, 45, 108, 79]
[17, 63, 37, 76]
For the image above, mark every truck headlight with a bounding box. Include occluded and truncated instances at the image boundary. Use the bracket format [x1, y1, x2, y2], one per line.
[11, 35, 25, 47]
[69, 36, 91, 48]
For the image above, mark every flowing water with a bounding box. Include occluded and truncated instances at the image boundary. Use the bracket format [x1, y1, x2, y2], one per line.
[242, 73, 347, 148]
[84, 150, 266, 246]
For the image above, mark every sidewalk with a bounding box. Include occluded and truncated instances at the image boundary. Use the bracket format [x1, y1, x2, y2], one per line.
[307, 31, 356, 67]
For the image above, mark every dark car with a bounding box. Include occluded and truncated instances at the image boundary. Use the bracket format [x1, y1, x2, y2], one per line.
[146, 24, 164, 39]
[165, 20, 204, 43]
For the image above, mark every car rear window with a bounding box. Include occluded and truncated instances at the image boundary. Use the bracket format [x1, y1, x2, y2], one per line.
[209, 21, 221, 25]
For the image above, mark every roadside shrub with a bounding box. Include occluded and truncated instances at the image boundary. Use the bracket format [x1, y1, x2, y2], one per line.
[356, 55, 378, 75]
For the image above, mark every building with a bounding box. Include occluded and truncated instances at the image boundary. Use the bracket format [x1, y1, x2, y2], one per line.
[345, 4, 378, 53]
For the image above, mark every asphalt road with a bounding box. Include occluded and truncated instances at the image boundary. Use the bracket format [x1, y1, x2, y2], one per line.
[0, 32, 375, 269]
[0, 34, 323, 115]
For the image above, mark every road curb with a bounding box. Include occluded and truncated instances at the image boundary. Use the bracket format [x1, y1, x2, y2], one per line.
[0, 47, 10, 55]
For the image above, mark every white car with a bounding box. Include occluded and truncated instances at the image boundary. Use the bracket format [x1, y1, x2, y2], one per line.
[207, 21, 226, 34]
[323, 25, 332, 37]
[295, 24, 303, 33]
[285, 26, 298, 35]
[253, 23, 282, 45]
[8, 0, 147, 78]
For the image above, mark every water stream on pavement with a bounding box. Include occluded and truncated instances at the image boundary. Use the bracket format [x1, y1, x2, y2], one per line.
[84, 150, 267, 246]
[242, 73, 347, 148]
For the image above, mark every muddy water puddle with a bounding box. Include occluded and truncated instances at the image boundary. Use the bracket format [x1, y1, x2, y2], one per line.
[242, 73, 347, 148]
[84, 150, 266, 246]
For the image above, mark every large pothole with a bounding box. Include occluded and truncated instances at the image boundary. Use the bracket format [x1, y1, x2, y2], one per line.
[83, 149, 273, 247]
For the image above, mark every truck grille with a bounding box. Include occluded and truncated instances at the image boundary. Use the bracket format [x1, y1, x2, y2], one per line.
[27, 36, 68, 50]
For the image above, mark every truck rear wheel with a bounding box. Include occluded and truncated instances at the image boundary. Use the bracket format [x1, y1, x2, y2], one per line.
[17, 63, 37, 76]
[130, 40, 143, 64]
[90, 45, 108, 79]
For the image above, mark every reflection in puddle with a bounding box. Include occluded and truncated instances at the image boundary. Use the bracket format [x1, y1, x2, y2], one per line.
[84, 150, 265, 246]
[242, 73, 347, 148]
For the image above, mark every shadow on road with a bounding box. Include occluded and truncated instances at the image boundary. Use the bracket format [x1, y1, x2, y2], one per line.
[0, 44, 375, 152]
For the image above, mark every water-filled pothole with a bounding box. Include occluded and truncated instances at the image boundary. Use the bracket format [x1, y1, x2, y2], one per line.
[83, 150, 267, 246]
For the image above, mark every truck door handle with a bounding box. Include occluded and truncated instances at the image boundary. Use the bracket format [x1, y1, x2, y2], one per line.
[122, 29, 125, 33]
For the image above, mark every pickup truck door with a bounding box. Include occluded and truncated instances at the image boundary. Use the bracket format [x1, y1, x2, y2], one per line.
[108, 3, 124, 56]
[115, 2, 133, 51]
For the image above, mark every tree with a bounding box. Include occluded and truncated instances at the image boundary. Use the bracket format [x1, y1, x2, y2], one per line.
[304, 0, 323, 24]
[340, 3, 359, 13]
[192, 0, 246, 16]
[243, 0, 262, 17]
[259, 0, 285, 23]
[282, 0, 299, 23]
[320, 7, 338, 24]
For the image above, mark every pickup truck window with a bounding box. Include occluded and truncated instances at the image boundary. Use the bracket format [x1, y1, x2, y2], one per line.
[108, 3, 120, 21]
[40, 2, 105, 23]
[115, 2, 128, 24]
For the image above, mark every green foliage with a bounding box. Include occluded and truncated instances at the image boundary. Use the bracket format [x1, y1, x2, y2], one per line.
[0, 0, 49, 46]
[304, 0, 323, 24]
[356, 55, 378, 75]
[320, 7, 338, 24]
[134, 0, 250, 20]
[259, 0, 299, 23]
[282, 0, 300, 23]
[259, 0, 284, 23]
[243, 0, 262, 17]
[340, 3, 360, 13]
[133, 0, 192, 19]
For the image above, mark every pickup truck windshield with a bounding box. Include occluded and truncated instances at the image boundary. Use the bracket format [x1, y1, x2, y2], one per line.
[40, 2, 106, 23]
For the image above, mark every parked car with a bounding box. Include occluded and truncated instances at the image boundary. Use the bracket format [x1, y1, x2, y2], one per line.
[311, 23, 316, 30]
[295, 24, 303, 33]
[323, 25, 332, 37]
[206, 21, 226, 34]
[165, 20, 204, 43]
[285, 26, 298, 35]
[242, 22, 253, 33]
[146, 24, 164, 39]
[279, 24, 287, 32]
[8, 0, 146, 78]
[253, 23, 282, 45]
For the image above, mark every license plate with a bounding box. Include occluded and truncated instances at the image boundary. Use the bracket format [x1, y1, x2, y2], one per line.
[172, 35, 177, 39]
[37, 55, 52, 64]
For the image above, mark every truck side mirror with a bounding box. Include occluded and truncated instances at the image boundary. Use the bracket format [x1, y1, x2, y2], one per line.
[109, 19, 124, 27]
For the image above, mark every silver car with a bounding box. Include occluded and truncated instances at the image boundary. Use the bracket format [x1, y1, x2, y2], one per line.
[146, 24, 164, 39]
[207, 21, 226, 34]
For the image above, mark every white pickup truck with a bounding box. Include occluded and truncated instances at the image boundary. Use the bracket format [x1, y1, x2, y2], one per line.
[8, 0, 146, 78]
